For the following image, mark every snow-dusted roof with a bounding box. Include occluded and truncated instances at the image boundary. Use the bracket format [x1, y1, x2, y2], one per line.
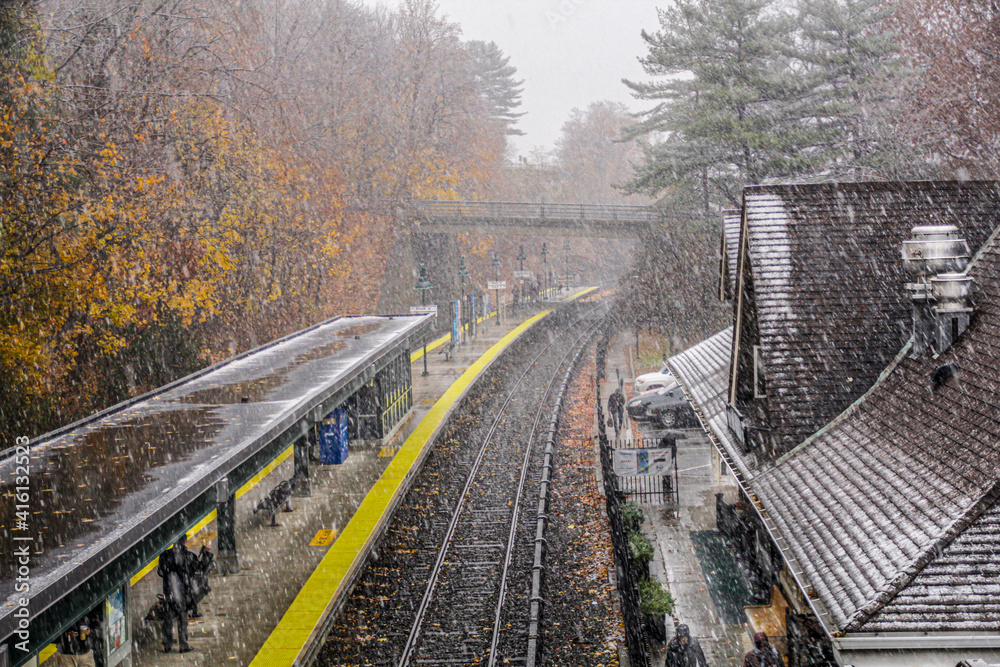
[742, 180, 1000, 456]
[0, 314, 430, 640]
[755, 222, 1000, 633]
[673, 180, 1000, 638]
[667, 328, 755, 478]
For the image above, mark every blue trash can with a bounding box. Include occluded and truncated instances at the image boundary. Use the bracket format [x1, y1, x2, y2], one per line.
[319, 408, 349, 464]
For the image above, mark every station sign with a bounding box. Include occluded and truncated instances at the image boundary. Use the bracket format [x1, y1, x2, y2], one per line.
[410, 305, 438, 315]
[513, 270, 532, 279]
[487, 280, 507, 290]
[613, 448, 674, 477]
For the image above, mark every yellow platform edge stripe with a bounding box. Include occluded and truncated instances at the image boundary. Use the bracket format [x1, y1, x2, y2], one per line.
[410, 307, 497, 362]
[409, 286, 590, 363]
[126, 445, 295, 588]
[251, 310, 553, 667]
[568, 285, 599, 301]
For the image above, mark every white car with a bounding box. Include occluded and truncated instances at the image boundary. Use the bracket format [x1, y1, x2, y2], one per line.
[634, 366, 678, 394]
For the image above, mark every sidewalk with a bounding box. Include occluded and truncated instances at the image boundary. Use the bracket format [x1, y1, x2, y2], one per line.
[599, 331, 749, 667]
[87, 291, 588, 667]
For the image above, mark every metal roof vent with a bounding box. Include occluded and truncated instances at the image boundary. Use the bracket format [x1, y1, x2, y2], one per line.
[902, 225, 970, 282]
[902, 225, 972, 357]
[931, 272, 973, 352]
[930, 272, 973, 311]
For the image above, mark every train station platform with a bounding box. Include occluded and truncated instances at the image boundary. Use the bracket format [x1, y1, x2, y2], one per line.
[12, 286, 600, 667]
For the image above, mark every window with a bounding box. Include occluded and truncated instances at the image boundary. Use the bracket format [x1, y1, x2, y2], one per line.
[753, 345, 767, 398]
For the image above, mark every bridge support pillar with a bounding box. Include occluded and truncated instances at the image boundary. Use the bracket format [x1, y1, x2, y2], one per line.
[216, 478, 240, 575]
[293, 433, 311, 498]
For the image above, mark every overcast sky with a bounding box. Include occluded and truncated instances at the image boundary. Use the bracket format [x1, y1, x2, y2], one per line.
[358, 0, 662, 158]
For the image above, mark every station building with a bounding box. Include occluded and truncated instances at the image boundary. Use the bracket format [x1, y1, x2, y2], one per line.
[669, 181, 1000, 666]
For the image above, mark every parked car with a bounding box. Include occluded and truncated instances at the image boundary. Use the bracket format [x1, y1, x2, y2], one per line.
[634, 366, 678, 393]
[646, 385, 697, 428]
[626, 385, 677, 420]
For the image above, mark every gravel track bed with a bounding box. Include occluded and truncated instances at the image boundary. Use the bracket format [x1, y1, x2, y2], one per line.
[317, 307, 601, 667]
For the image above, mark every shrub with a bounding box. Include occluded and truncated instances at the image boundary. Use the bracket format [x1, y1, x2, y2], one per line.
[638, 577, 674, 617]
[623, 501, 645, 532]
[628, 531, 655, 563]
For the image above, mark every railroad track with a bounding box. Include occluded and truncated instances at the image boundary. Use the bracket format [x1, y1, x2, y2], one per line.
[319, 305, 605, 666]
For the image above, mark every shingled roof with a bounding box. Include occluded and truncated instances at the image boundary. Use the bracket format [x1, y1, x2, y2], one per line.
[740, 181, 1000, 455]
[666, 328, 743, 470]
[753, 222, 1000, 634]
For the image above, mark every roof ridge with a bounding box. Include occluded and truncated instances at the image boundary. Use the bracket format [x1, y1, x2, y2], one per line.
[965, 219, 1000, 276]
[744, 179, 1000, 196]
[843, 478, 1000, 632]
[775, 339, 913, 467]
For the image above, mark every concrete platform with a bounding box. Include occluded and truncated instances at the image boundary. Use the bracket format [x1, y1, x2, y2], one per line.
[40, 289, 595, 667]
[599, 333, 751, 667]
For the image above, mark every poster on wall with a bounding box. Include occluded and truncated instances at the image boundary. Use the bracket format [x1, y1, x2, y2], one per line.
[105, 587, 127, 653]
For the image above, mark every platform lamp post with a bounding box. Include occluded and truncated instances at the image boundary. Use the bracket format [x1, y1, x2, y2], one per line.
[415, 263, 433, 377]
[458, 255, 470, 345]
[516, 245, 526, 307]
[492, 252, 501, 326]
[563, 240, 571, 291]
[540, 242, 548, 296]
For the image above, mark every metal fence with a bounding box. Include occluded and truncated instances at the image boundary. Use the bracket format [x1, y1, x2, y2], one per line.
[605, 436, 679, 506]
[596, 330, 652, 667]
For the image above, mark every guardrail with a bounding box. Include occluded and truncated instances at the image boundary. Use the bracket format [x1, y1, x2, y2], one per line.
[410, 200, 659, 225]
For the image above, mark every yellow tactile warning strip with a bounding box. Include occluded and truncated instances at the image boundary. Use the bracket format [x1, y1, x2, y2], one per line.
[250, 309, 553, 667]
[568, 285, 599, 301]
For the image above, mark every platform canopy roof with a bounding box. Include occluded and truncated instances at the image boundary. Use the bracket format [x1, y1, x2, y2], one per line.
[0, 314, 430, 646]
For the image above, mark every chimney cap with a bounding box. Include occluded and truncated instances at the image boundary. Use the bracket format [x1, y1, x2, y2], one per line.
[902, 225, 970, 282]
[910, 224, 960, 238]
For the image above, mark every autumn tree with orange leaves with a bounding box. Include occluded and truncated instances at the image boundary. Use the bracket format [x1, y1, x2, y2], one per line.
[1, 0, 520, 437]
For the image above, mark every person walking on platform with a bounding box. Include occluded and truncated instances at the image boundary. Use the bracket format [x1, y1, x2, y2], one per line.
[743, 632, 781, 667]
[665, 624, 709, 667]
[53, 621, 95, 667]
[608, 386, 626, 438]
[157, 536, 195, 653]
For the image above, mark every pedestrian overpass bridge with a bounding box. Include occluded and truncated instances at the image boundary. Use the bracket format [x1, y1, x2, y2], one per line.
[408, 200, 659, 237]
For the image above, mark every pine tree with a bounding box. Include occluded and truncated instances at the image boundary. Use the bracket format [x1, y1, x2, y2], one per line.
[795, 0, 923, 178]
[465, 40, 525, 136]
[622, 0, 814, 209]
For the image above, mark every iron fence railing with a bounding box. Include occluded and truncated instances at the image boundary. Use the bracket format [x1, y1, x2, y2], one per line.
[596, 331, 652, 667]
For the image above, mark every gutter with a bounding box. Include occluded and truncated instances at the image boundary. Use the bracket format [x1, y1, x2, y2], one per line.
[835, 634, 1000, 651]
[667, 353, 841, 641]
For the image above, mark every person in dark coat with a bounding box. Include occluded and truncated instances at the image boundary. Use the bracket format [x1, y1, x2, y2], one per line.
[53, 620, 95, 667]
[187, 544, 214, 618]
[743, 631, 781, 667]
[157, 536, 194, 653]
[608, 387, 626, 438]
[665, 624, 709, 667]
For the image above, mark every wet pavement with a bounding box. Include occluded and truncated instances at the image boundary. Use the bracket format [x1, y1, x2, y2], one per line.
[599, 333, 752, 667]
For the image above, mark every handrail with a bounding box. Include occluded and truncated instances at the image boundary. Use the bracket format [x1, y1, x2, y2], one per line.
[410, 200, 658, 224]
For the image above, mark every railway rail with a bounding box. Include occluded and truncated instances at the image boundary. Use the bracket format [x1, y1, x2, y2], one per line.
[318, 305, 606, 666]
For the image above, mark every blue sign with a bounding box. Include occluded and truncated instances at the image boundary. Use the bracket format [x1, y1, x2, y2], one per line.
[452, 299, 460, 343]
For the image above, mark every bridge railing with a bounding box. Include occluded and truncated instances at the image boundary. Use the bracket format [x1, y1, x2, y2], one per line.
[411, 200, 659, 224]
